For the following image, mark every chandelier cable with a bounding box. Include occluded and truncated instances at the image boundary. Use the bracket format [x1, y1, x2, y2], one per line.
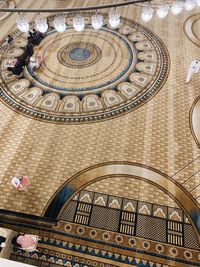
[0, 0, 152, 13]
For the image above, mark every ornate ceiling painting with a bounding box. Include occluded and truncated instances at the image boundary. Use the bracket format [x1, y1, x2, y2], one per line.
[0, 13, 169, 124]
[0, 1, 199, 267]
[1, 163, 200, 267]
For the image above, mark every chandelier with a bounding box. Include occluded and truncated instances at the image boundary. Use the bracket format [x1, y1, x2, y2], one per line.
[16, 11, 122, 33]
[35, 15, 48, 33]
[141, 6, 154, 22]
[109, 10, 121, 28]
[91, 14, 103, 30]
[156, 4, 169, 18]
[73, 15, 85, 31]
[184, 0, 196, 10]
[141, 0, 199, 21]
[16, 16, 29, 32]
[171, 0, 183, 15]
[53, 16, 66, 33]
[3, 0, 200, 33]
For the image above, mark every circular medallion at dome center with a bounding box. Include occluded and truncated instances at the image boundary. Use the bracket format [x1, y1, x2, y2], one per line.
[58, 42, 102, 69]
[69, 47, 90, 60]
[0, 13, 169, 124]
[24, 27, 134, 95]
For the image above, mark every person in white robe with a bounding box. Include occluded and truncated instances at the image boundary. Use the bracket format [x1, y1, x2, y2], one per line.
[186, 59, 200, 83]
[11, 176, 30, 191]
[29, 57, 39, 70]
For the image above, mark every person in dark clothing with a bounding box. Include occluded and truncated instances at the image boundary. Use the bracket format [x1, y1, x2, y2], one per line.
[27, 36, 34, 45]
[28, 28, 37, 39]
[23, 45, 33, 57]
[6, 35, 13, 45]
[7, 60, 25, 76]
[16, 44, 33, 66]
[22, 45, 33, 65]
[17, 48, 29, 62]
[27, 42, 34, 56]
[28, 30, 45, 46]
[34, 31, 45, 45]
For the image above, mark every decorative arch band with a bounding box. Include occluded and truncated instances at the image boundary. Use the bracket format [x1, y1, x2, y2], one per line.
[43, 162, 200, 241]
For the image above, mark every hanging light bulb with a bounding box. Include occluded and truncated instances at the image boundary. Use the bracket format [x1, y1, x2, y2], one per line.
[16, 16, 29, 33]
[141, 6, 154, 22]
[185, 0, 196, 10]
[73, 15, 85, 31]
[35, 15, 48, 33]
[92, 14, 103, 30]
[157, 4, 169, 18]
[54, 16, 66, 33]
[109, 10, 120, 28]
[171, 1, 183, 15]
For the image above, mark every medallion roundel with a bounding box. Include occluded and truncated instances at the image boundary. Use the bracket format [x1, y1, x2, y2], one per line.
[0, 13, 169, 124]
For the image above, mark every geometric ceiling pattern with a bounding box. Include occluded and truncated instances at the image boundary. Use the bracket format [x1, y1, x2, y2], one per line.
[0, 0, 200, 267]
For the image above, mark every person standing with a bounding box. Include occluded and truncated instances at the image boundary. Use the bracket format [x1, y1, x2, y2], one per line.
[186, 59, 200, 83]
